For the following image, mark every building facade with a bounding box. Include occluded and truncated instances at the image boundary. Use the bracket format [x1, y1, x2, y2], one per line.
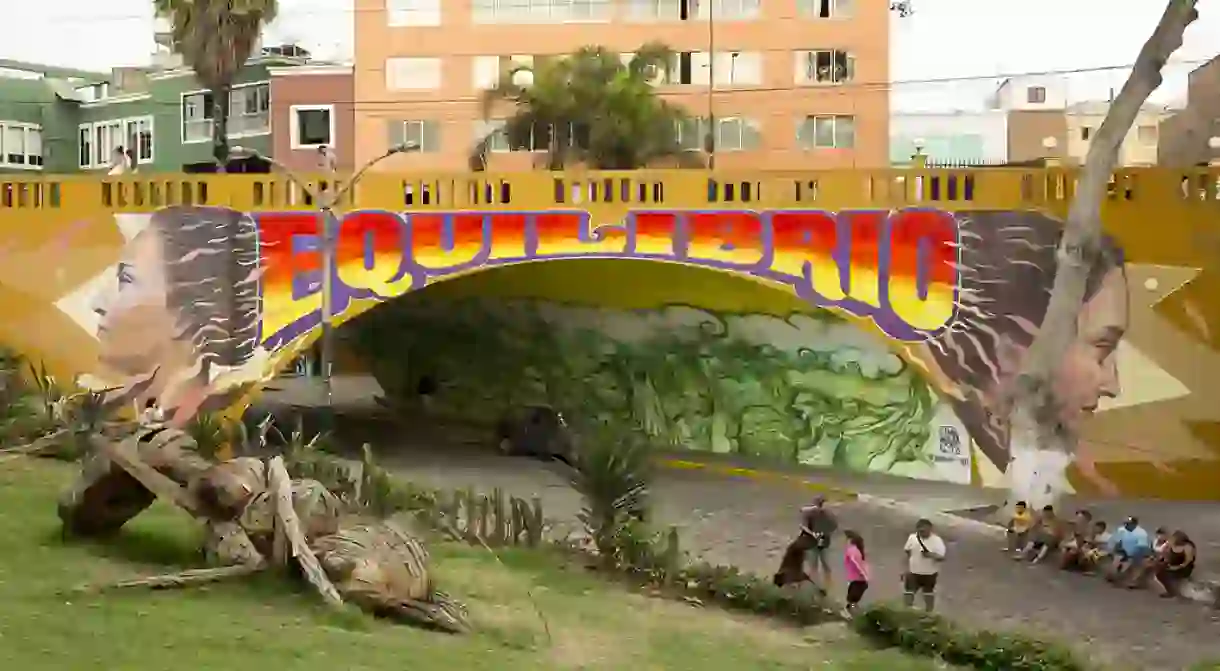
[1064, 101, 1170, 168]
[0, 60, 110, 174]
[351, 0, 890, 172]
[269, 64, 355, 173]
[1158, 56, 1220, 167]
[889, 111, 1007, 165]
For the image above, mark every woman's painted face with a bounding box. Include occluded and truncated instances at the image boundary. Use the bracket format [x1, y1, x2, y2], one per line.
[1050, 267, 1127, 431]
[91, 228, 180, 378]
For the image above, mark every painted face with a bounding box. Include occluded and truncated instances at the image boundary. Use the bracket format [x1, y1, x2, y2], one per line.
[91, 227, 197, 407]
[1050, 267, 1128, 431]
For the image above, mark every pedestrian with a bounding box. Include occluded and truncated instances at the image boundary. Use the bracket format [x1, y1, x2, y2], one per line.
[903, 518, 946, 612]
[799, 494, 838, 591]
[842, 529, 869, 617]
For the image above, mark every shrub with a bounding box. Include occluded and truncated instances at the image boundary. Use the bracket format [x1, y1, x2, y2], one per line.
[568, 418, 654, 561]
[853, 603, 1093, 671]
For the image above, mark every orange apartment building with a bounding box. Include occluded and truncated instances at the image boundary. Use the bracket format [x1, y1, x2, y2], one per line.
[351, 0, 890, 172]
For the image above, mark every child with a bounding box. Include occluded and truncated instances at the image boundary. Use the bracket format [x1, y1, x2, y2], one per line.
[842, 530, 869, 617]
[1005, 500, 1033, 554]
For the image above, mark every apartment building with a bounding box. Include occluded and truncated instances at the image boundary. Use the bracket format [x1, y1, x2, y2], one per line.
[1065, 101, 1171, 168]
[1159, 55, 1220, 167]
[352, 0, 890, 172]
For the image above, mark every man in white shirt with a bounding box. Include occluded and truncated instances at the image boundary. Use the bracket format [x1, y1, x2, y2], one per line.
[903, 518, 947, 612]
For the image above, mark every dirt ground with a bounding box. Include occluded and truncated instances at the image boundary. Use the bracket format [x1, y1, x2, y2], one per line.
[260, 377, 1220, 671]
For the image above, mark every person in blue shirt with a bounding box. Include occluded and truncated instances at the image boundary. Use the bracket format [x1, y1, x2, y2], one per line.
[1104, 516, 1151, 584]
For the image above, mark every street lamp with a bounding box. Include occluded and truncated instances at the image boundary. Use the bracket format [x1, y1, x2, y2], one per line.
[231, 142, 420, 420]
[911, 137, 927, 165]
[1042, 136, 1059, 167]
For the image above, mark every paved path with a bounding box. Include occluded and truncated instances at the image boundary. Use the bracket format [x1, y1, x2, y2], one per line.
[260, 376, 1220, 670]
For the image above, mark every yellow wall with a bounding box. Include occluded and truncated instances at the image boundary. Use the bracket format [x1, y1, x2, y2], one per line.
[2, 168, 1219, 498]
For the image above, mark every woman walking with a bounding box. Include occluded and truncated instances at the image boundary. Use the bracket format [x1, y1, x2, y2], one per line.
[842, 530, 870, 617]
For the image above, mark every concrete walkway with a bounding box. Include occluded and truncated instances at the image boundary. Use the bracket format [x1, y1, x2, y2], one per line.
[260, 376, 1220, 670]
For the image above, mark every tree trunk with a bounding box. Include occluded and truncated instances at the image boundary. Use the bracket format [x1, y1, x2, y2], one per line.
[212, 85, 232, 173]
[1004, 0, 1200, 509]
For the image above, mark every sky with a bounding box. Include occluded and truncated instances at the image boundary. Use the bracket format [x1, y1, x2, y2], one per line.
[13, 0, 1220, 112]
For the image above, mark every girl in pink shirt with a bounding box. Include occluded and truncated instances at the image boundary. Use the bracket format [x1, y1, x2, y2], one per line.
[843, 530, 870, 616]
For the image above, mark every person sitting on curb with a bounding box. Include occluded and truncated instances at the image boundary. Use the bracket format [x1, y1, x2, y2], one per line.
[1127, 527, 1172, 589]
[1057, 509, 1095, 571]
[1105, 517, 1151, 585]
[1021, 505, 1065, 564]
[1005, 500, 1033, 555]
[1078, 520, 1112, 574]
[1151, 530, 1198, 599]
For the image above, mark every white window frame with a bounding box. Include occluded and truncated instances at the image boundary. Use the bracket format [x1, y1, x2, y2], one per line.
[385, 57, 443, 91]
[798, 114, 856, 150]
[387, 0, 441, 26]
[0, 122, 43, 170]
[390, 119, 442, 153]
[715, 116, 761, 151]
[289, 104, 336, 150]
[78, 124, 92, 169]
[797, 0, 853, 18]
[715, 51, 762, 86]
[180, 81, 271, 144]
[473, 119, 510, 153]
[77, 115, 156, 169]
[794, 49, 855, 85]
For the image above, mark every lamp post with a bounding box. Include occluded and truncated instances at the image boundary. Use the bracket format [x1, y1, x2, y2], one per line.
[705, 0, 716, 169]
[911, 137, 927, 167]
[231, 142, 419, 422]
[1041, 136, 1059, 167]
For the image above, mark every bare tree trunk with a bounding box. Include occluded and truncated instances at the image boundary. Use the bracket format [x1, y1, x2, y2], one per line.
[212, 84, 231, 173]
[1005, 0, 1200, 509]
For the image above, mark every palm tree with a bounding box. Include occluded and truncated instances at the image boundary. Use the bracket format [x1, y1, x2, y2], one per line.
[470, 43, 704, 171]
[153, 0, 278, 170]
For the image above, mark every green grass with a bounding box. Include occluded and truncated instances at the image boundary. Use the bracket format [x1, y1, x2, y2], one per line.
[0, 459, 946, 671]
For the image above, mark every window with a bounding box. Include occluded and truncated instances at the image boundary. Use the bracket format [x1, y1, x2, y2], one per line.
[1137, 124, 1158, 143]
[797, 115, 855, 149]
[291, 105, 334, 149]
[182, 91, 213, 143]
[387, 0, 441, 26]
[0, 123, 41, 168]
[472, 55, 535, 89]
[696, 0, 760, 20]
[473, 119, 510, 152]
[230, 84, 270, 135]
[387, 119, 441, 152]
[675, 116, 709, 150]
[665, 51, 711, 85]
[1080, 126, 1092, 141]
[181, 83, 269, 142]
[78, 116, 154, 168]
[715, 117, 762, 151]
[795, 50, 855, 84]
[1026, 86, 1046, 103]
[715, 51, 762, 86]
[78, 125, 92, 168]
[797, 0, 853, 17]
[385, 57, 443, 90]
[623, 0, 681, 21]
[472, 0, 611, 24]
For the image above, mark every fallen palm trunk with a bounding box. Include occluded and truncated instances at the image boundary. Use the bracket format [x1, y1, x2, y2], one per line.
[72, 563, 266, 594]
[54, 426, 469, 631]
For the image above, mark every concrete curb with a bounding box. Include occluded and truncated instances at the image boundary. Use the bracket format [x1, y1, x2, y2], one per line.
[854, 493, 1007, 537]
[657, 458, 860, 502]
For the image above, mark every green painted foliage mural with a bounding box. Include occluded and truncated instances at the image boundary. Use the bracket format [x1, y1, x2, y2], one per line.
[347, 298, 965, 481]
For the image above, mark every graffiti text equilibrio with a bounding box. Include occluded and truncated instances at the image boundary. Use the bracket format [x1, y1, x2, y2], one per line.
[256, 209, 960, 344]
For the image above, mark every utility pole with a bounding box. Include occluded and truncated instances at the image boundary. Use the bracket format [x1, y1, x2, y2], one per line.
[232, 142, 418, 426]
[705, 0, 716, 169]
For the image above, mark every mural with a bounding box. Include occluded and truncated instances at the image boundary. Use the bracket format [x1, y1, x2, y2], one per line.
[2, 168, 1217, 498]
[346, 298, 973, 484]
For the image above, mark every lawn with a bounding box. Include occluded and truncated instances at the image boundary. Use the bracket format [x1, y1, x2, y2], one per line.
[0, 459, 944, 671]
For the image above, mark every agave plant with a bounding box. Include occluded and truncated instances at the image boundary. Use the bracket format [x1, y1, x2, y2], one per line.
[568, 418, 655, 560]
[186, 412, 230, 460]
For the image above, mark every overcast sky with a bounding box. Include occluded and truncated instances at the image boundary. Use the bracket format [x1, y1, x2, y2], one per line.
[14, 0, 1220, 111]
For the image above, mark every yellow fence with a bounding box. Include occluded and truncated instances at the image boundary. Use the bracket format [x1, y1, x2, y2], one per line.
[1, 167, 1218, 499]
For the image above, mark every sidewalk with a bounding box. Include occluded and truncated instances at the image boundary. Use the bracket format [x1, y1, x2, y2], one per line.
[653, 450, 1220, 605]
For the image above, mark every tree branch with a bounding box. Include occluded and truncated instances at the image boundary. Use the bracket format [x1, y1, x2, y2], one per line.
[1019, 0, 1200, 395]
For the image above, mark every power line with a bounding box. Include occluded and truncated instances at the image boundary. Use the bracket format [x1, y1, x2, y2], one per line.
[0, 56, 1205, 109]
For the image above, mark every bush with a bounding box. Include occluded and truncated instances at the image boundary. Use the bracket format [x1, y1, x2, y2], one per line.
[568, 418, 654, 561]
[853, 603, 1093, 671]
